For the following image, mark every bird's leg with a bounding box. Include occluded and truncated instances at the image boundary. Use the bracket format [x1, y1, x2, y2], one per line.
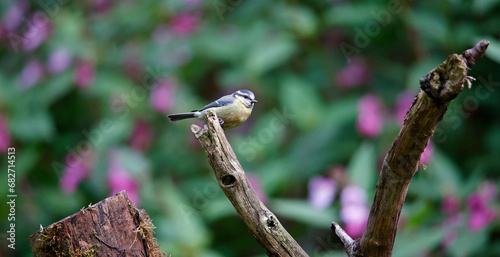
[465, 75, 476, 89]
[218, 118, 225, 125]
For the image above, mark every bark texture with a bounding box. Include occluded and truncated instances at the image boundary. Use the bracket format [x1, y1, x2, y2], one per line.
[29, 191, 166, 257]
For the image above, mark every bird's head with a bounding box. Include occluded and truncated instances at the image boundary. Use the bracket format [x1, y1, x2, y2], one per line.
[233, 89, 257, 108]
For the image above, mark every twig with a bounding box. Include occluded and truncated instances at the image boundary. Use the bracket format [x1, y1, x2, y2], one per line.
[359, 40, 489, 256]
[192, 110, 308, 257]
[331, 222, 361, 257]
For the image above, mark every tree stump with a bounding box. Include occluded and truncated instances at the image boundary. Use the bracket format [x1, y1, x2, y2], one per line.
[29, 191, 166, 257]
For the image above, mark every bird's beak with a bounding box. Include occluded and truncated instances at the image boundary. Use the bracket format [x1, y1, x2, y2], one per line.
[251, 99, 258, 103]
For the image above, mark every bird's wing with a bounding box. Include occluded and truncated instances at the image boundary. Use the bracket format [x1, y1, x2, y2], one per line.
[195, 99, 232, 112]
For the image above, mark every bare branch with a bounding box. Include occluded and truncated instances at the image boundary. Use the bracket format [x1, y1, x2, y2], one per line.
[192, 110, 308, 257]
[359, 40, 489, 256]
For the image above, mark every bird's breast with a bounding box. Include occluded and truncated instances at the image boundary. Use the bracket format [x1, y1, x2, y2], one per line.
[215, 103, 252, 129]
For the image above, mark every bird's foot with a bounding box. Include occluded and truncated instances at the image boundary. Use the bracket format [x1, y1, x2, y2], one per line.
[218, 118, 225, 125]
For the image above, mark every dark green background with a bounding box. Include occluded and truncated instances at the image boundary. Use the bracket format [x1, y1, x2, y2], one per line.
[1, 0, 499, 256]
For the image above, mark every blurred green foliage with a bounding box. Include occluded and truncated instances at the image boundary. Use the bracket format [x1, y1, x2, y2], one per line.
[0, 0, 500, 256]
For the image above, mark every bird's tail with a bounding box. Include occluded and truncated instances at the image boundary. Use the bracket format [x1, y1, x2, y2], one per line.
[167, 112, 196, 122]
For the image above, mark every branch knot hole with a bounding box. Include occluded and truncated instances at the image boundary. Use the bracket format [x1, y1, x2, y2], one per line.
[221, 175, 236, 187]
[267, 216, 276, 230]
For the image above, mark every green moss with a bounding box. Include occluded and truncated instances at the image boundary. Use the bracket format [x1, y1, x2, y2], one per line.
[35, 223, 100, 257]
[36, 224, 65, 257]
[71, 243, 100, 257]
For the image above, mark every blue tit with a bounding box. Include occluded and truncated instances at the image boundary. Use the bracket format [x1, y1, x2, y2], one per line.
[168, 89, 257, 130]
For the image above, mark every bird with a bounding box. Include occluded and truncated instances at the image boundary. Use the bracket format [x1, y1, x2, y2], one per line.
[167, 89, 257, 130]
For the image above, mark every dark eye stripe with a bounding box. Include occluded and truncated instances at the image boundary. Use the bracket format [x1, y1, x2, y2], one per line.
[235, 90, 255, 100]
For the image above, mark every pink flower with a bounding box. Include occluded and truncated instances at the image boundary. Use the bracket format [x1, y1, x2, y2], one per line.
[340, 204, 369, 238]
[466, 182, 498, 231]
[107, 152, 140, 204]
[92, 0, 112, 12]
[308, 176, 336, 209]
[3, 0, 28, 31]
[340, 184, 367, 206]
[467, 192, 486, 212]
[171, 14, 198, 36]
[248, 173, 267, 204]
[47, 48, 72, 74]
[74, 60, 95, 88]
[479, 181, 498, 202]
[335, 57, 370, 89]
[395, 91, 415, 125]
[441, 195, 460, 215]
[356, 94, 383, 138]
[339, 184, 369, 237]
[129, 120, 153, 152]
[0, 115, 12, 153]
[59, 152, 94, 194]
[22, 13, 51, 52]
[420, 141, 434, 165]
[149, 78, 176, 112]
[18, 59, 44, 90]
[469, 209, 496, 232]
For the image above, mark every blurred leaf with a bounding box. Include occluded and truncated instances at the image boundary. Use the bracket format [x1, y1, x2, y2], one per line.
[89, 71, 136, 98]
[405, 9, 448, 45]
[16, 145, 39, 179]
[472, 0, 499, 14]
[325, 3, 385, 26]
[233, 110, 289, 164]
[280, 75, 323, 130]
[38, 188, 86, 218]
[270, 199, 337, 228]
[403, 200, 435, 228]
[37, 72, 74, 106]
[256, 160, 295, 195]
[78, 116, 132, 155]
[203, 197, 235, 222]
[448, 228, 489, 256]
[0, 75, 18, 106]
[478, 36, 500, 65]
[427, 149, 462, 194]
[117, 147, 151, 177]
[244, 34, 297, 76]
[288, 97, 358, 178]
[156, 180, 211, 254]
[277, 5, 318, 37]
[409, 149, 462, 200]
[197, 26, 245, 63]
[392, 228, 446, 257]
[346, 141, 377, 193]
[10, 110, 55, 141]
[50, 12, 86, 54]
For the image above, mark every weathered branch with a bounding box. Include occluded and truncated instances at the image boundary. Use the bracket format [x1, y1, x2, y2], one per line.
[357, 40, 489, 256]
[191, 110, 308, 257]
